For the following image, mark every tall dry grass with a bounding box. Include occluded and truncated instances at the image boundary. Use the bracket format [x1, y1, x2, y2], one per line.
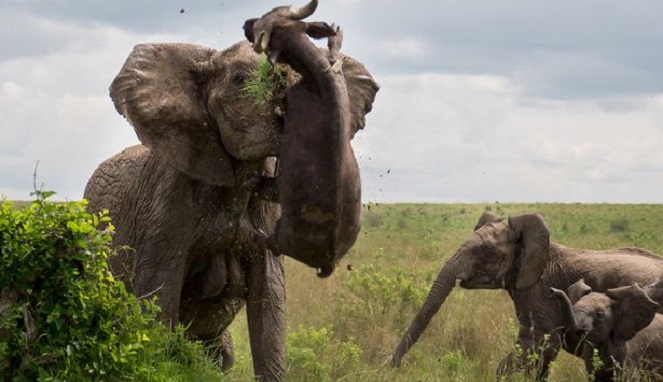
[224, 203, 663, 381]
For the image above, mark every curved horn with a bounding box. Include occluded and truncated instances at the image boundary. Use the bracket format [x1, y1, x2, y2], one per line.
[288, 0, 318, 20]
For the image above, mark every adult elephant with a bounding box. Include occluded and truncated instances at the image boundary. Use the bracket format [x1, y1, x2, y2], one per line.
[84, 4, 379, 381]
[390, 211, 663, 380]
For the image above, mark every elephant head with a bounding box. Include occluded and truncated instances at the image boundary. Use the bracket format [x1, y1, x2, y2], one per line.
[109, 36, 377, 190]
[391, 211, 551, 367]
[551, 280, 659, 344]
[110, 42, 278, 187]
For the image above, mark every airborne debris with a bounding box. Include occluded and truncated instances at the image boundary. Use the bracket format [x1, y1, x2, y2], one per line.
[179, 8, 185, 13]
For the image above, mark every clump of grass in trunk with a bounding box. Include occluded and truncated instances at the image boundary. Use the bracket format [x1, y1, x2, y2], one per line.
[242, 56, 287, 107]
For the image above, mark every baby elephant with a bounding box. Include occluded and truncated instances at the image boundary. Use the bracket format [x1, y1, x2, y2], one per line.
[550, 280, 663, 381]
[244, 0, 372, 277]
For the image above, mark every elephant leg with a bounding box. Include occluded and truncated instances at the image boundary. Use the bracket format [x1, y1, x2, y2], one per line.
[179, 252, 246, 371]
[179, 297, 244, 371]
[193, 329, 235, 371]
[132, 232, 189, 325]
[246, 250, 286, 381]
[219, 329, 235, 371]
[497, 333, 561, 381]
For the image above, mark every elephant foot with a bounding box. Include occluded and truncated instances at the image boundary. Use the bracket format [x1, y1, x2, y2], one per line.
[219, 330, 235, 371]
[195, 330, 235, 372]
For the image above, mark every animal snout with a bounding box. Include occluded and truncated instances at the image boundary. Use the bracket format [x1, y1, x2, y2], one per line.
[316, 263, 335, 278]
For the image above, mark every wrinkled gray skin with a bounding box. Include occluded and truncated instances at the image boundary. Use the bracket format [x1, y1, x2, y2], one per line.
[390, 211, 663, 380]
[551, 280, 663, 381]
[84, 24, 378, 381]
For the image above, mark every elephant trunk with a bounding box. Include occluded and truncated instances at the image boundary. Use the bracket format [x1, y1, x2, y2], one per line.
[550, 288, 579, 331]
[390, 249, 469, 367]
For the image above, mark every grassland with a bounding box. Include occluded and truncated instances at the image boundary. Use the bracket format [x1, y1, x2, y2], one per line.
[222, 203, 663, 381]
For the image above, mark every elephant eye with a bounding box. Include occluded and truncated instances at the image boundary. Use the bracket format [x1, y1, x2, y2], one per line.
[595, 310, 605, 320]
[232, 73, 247, 86]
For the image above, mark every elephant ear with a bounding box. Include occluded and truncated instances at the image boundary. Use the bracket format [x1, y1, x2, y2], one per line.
[607, 284, 659, 341]
[340, 55, 380, 138]
[508, 213, 550, 290]
[474, 211, 503, 231]
[645, 279, 663, 306]
[110, 43, 235, 187]
[568, 279, 592, 304]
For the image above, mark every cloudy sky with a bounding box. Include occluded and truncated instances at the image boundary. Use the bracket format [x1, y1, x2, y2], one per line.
[1, 0, 662, 203]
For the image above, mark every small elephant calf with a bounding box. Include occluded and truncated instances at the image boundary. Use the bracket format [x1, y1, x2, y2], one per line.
[550, 280, 663, 381]
[244, 0, 376, 277]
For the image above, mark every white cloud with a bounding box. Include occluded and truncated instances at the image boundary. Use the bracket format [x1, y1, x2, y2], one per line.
[372, 37, 428, 62]
[2, 1, 663, 204]
[357, 73, 663, 203]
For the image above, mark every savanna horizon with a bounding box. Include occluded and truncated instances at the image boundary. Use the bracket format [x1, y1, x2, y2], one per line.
[220, 202, 663, 381]
[5, 200, 661, 380]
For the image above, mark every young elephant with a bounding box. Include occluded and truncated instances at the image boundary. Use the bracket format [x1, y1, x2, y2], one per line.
[244, 0, 376, 277]
[550, 280, 663, 381]
[391, 211, 663, 380]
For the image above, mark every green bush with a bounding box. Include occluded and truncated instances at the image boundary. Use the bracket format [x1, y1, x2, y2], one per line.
[343, 264, 430, 314]
[286, 325, 361, 381]
[0, 191, 221, 381]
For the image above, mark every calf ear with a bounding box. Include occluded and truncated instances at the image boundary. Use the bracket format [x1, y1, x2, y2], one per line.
[508, 213, 550, 290]
[644, 279, 663, 305]
[607, 284, 659, 341]
[568, 279, 592, 304]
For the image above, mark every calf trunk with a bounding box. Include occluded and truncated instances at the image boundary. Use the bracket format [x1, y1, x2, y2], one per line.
[391, 250, 470, 366]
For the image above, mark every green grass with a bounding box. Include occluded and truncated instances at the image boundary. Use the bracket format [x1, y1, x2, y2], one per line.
[222, 203, 663, 382]
[8, 200, 659, 380]
[242, 56, 286, 107]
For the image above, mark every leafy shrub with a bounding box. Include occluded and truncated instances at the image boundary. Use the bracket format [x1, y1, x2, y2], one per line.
[439, 350, 466, 377]
[343, 264, 430, 315]
[331, 264, 432, 362]
[286, 325, 361, 381]
[0, 191, 221, 381]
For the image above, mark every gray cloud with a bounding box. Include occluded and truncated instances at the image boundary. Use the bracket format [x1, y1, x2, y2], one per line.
[1, 0, 663, 203]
